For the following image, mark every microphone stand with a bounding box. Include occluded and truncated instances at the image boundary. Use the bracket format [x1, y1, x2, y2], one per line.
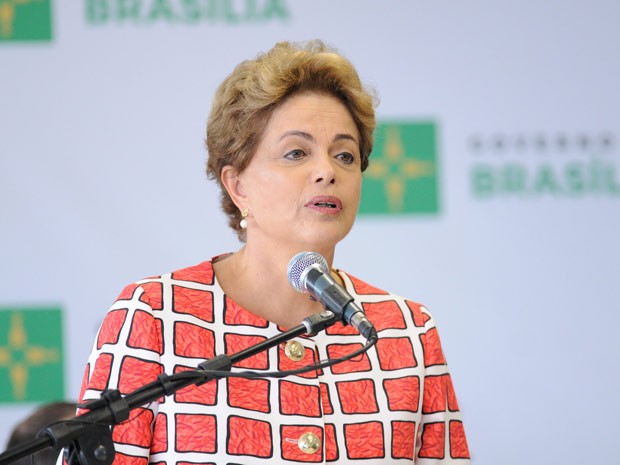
[0, 310, 339, 465]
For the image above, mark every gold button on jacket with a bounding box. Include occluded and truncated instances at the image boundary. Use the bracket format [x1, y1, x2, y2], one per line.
[284, 340, 305, 361]
[298, 432, 320, 454]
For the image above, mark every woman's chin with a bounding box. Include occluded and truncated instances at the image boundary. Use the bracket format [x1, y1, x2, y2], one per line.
[297, 229, 351, 252]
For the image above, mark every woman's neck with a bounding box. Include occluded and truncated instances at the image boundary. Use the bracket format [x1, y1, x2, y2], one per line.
[213, 240, 336, 329]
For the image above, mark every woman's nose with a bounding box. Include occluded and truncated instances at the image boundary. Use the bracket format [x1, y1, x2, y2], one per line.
[313, 153, 336, 184]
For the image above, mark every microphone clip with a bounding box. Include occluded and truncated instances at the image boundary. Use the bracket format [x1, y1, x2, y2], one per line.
[301, 310, 338, 336]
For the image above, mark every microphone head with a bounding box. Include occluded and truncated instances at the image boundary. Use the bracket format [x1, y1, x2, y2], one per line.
[287, 251, 329, 293]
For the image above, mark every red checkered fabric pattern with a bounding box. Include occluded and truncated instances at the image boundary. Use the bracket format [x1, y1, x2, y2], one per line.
[79, 259, 470, 464]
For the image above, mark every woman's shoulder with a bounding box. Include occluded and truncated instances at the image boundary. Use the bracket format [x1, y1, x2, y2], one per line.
[166, 258, 217, 285]
[112, 259, 217, 305]
[338, 269, 433, 327]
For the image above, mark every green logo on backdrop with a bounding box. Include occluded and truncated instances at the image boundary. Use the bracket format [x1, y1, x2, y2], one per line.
[0, 0, 52, 41]
[360, 122, 439, 214]
[0, 307, 64, 403]
[85, 0, 289, 24]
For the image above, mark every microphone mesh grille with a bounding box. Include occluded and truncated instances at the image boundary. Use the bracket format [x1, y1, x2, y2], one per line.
[287, 251, 329, 292]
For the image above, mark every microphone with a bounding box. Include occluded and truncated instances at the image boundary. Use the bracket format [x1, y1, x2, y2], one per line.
[287, 252, 377, 340]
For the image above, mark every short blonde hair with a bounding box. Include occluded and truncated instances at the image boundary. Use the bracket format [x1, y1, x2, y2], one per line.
[206, 40, 377, 240]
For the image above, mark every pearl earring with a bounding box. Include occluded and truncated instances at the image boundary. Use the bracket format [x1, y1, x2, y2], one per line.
[240, 208, 249, 229]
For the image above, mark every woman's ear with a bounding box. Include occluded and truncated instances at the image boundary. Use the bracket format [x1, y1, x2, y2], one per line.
[221, 165, 247, 209]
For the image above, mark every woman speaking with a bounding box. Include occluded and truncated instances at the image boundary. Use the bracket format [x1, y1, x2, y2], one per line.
[77, 40, 470, 464]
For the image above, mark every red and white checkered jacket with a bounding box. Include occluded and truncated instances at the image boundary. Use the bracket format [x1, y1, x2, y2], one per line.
[78, 258, 470, 464]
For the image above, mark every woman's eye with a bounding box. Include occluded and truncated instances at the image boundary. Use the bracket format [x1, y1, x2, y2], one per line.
[285, 149, 306, 160]
[337, 152, 355, 164]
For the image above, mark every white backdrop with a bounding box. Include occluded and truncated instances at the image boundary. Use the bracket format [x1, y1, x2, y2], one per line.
[2, 1, 620, 464]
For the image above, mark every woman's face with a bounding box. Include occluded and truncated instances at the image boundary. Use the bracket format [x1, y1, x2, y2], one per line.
[234, 91, 362, 251]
